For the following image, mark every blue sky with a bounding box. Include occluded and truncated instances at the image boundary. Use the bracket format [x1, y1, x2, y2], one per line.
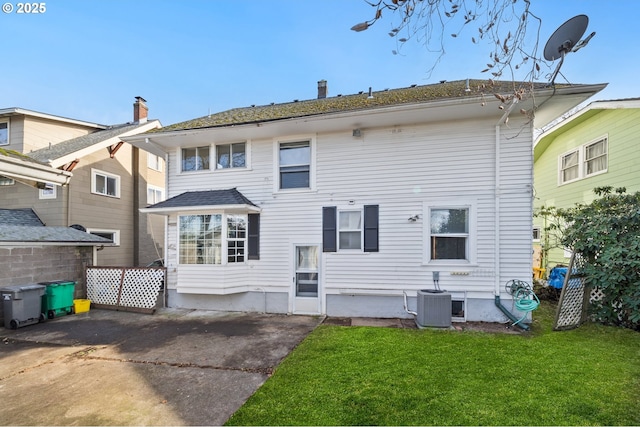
[2, 0, 638, 126]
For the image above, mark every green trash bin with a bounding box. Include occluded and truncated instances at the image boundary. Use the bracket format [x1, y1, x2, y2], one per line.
[40, 281, 75, 319]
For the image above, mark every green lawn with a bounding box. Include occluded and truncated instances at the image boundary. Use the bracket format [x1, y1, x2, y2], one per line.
[226, 302, 640, 426]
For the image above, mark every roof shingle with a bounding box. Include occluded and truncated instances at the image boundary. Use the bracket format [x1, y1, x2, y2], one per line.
[147, 188, 257, 210]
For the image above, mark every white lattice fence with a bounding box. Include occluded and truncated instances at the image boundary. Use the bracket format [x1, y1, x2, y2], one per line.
[86, 267, 165, 313]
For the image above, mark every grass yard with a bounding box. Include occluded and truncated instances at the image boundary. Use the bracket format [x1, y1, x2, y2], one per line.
[226, 302, 640, 426]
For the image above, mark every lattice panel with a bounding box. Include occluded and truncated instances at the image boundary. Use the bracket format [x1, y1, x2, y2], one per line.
[119, 268, 163, 309]
[554, 253, 589, 330]
[86, 267, 165, 312]
[87, 268, 123, 306]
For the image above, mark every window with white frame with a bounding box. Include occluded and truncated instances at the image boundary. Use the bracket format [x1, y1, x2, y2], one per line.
[533, 226, 541, 242]
[429, 207, 469, 261]
[147, 185, 164, 205]
[88, 229, 120, 245]
[181, 146, 210, 172]
[279, 140, 310, 189]
[0, 176, 15, 186]
[147, 153, 163, 172]
[0, 121, 8, 145]
[559, 136, 608, 184]
[338, 210, 362, 250]
[226, 214, 247, 263]
[91, 169, 120, 198]
[216, 142, 246, 169]
[178, 213, 249, 265]
[39, 183, 57, 199]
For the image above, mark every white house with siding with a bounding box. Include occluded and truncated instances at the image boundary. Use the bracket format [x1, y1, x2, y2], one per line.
[128, 80, 604, 323]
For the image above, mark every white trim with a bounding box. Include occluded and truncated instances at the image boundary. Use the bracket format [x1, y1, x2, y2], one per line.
[557, 134, 608, 186]
[423, 200, 477, 266]
[273, 135, 316, 193]
[179, 145, 211, 174]
[146, 184, 165, 205]
[87, 228, 120, 246]
[147, 152, 163, 172]
[91, 168, 121, 198]
[39, 183, 57, 199]
[337, 207, 363, 251]
[214, 140, 250, 171]
[0, 119, 9, 146]
[0, 107, 106, 129]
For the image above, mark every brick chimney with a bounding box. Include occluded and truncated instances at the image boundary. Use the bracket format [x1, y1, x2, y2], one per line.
[133, 96, 148, 123]
[317, 80, 327, 99]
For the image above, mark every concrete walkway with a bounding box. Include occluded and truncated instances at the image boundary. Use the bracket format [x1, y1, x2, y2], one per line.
[0, 309, 322, 426]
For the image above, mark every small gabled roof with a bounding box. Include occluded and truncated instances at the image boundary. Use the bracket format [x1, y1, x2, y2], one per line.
[29, 120, 161, 167]
[140, 188, 259, 214]
[0, 208, 44, 226]
[0, 225, 113, 246]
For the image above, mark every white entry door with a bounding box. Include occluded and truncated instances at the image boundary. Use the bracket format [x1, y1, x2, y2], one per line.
[292, 245, 320, 314]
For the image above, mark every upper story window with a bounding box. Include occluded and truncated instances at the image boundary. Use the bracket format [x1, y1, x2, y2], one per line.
[216, 142, 246, 169]
[0, 176, 15, 186]
[147, 185, 165, 205]
[181, 146, 210, 172]
[429, 207, 469, 261]
[559, 136, 608, 185]
[91, 169, 120, 198]
[39, 183, 57, 200]
[279, 141, 310, 189]
[533, 226, 541, 242]
[0, 121, 8, 145]
[147, 153, 163, 172]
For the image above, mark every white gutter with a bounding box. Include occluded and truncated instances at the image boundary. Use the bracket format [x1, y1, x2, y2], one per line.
[0, 155, 72, 186]
[139, 203, 262, 214]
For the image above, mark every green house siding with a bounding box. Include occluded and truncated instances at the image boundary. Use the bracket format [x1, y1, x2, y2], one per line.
[534, 108, 640, 271]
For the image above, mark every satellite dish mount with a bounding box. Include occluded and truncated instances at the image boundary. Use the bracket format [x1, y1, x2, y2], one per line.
[543, 15, 596, 85]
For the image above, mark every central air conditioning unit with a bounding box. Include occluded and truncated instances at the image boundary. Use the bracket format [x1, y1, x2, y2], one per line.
[416, 289, 452, 328]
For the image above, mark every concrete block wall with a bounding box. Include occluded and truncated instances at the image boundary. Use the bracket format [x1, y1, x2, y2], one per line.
[0, 245, 93, 326]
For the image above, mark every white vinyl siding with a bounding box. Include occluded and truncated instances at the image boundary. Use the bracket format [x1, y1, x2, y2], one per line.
[163, 117, 532, 310]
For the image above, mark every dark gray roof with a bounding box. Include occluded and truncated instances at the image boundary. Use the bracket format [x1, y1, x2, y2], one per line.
[157, 79, 553, 132]
[0, 225, 113, 245]
[29, 122, 153, 163]
[0, 208, 45, 226]
[147, 188, 257, 210]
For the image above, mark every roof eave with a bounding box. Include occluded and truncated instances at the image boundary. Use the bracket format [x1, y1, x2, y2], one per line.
[140, 203, 261, 215]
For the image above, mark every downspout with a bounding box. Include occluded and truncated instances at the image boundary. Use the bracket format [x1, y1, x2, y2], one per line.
[493, 100, 530, 331]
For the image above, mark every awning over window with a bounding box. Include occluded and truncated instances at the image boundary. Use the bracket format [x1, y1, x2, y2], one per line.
[140, 188, 260, 214]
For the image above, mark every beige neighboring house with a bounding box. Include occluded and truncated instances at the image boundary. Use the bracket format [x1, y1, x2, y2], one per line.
[0, 97, 165, 266]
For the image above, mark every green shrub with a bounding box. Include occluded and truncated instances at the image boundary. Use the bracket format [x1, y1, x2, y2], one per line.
[541, 187, 640, 330]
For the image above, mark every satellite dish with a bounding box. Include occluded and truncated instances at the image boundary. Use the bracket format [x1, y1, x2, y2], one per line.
[543, 15, 596, 85]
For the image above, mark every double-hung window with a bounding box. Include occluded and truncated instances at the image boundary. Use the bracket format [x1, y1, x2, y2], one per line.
[91, 169, 120, 198]
[216, 143, 246, 169]
[226, 214, 247, 263]
[559, 136, 608, 184]
[147, 185, 165, 205]
[429, 208, 469, 260]
[279, 141, 310, 189]
[339, 210, 362, 250]
[182, 146, 210, 172]
[0, 121, 8, 145]
[147, 153, 163, 172]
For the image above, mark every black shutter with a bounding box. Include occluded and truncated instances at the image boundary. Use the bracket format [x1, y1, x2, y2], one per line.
[363, 205, 379, 252]
[248, 213, 260, 260]
[322, 206, 337, 252]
